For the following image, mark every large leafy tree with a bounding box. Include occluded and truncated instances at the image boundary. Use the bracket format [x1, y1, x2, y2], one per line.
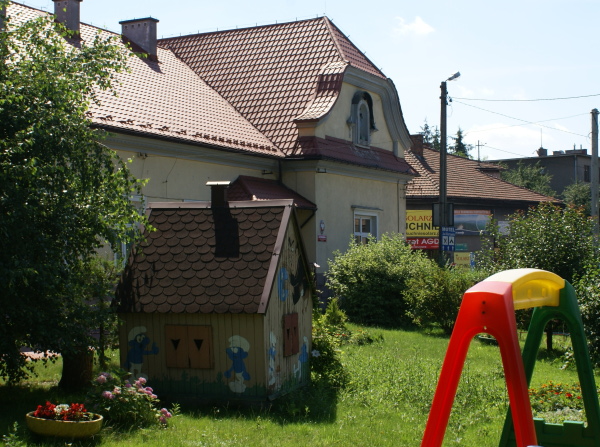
[500, 160, 556, 197]
[0, 4, 144, 382]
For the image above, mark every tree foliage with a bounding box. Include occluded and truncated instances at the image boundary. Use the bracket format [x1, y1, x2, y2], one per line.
[477, 203, 596, 283]
[500, 160, 556, 197]
[421, 120, 440, 151]
[562, 181, 591, 216]
[573, 266, 600, 367]
[0, 5, 144, 382]
[449, 127, 472, 159]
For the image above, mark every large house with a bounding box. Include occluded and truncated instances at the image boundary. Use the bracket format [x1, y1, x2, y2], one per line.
[7, 0, 417, 293]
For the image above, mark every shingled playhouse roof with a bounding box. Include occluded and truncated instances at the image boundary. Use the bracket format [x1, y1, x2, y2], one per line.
[227, 176, 317, 210]
[116, 200, 304, 315]
[8, 2, 281, 157]
[405, 147, 560, 205]
[159, 17, 388, 155]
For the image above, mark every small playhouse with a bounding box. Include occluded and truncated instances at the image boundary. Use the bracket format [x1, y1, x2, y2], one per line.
[116, 183, 313, 402]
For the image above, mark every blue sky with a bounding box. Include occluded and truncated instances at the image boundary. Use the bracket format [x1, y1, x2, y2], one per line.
[22, 0, 600, 160]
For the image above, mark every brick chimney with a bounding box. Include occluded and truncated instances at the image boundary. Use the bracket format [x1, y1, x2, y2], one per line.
[52, 0, 82, 37]
[207, 181, 231, 208]
[410, 134, 425, 157]
[120, 17, 159, 61]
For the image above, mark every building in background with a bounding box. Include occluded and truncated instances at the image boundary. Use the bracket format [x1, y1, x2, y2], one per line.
[405, 136, 559, 265]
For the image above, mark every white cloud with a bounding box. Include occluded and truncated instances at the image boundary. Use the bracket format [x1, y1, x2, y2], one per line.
[393, 16, 434, 37]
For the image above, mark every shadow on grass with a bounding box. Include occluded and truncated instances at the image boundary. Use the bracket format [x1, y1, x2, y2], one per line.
[174, 379, 339, 426]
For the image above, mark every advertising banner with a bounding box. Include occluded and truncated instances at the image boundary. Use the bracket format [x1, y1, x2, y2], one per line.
[406, 210, 437, 237]
[454, 210, 491, 236]
[406, 237, 439, 250]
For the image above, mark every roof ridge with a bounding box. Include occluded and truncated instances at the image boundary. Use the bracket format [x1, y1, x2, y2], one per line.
[322, 16, 387, 79]
[158, 15, 328, 42]
[320, 17, 348, 64]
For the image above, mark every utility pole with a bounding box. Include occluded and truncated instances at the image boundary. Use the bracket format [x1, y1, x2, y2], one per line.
[592, 108, 599, 236]
[437, 72, 459, 265]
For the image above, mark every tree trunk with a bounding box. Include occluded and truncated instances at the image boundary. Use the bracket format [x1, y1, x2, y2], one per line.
[59, 347, 94, 390]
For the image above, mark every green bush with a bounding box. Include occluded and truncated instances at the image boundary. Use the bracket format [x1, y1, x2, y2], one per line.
[406, 262, 487, 334]
[326, 234, 430, 327]
[478, 203, 597, 283]
[311, 300, 350, 389]
[573, 266, 600, 367]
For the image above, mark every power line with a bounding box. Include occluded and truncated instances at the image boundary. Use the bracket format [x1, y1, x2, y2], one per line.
[453, 100, 588, 138]
[454, 93, 600, 102]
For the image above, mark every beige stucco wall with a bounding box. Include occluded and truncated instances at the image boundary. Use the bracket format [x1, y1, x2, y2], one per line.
[107, 134, 278, 203]
[283, 166, 407, 277]
[313, 82, 395, 152]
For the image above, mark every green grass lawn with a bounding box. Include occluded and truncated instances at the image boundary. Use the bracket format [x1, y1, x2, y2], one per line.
[0, 328, 592, 446]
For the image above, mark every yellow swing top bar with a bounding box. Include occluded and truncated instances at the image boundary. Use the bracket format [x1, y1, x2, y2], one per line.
[483, 268, 565, 310]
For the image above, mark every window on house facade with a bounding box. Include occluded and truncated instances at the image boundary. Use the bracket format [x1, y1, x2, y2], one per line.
[165, 325, 214, 369]
[354, 212, 378, 244]
[349, 91, 376, 147]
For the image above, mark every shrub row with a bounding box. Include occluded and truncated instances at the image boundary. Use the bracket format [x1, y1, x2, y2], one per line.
[325, 234, 484, 334]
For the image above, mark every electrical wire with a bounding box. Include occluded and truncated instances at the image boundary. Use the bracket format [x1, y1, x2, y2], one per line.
[453, 100, 588, 138]
[453, 93, 600, 102]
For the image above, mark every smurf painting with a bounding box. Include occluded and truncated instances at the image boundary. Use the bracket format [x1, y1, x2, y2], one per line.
[125, 326, 159, 379]
[224, 335, 251, 393]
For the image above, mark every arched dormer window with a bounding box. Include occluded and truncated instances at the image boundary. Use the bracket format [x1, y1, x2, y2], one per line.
[348, 91, 377, 147]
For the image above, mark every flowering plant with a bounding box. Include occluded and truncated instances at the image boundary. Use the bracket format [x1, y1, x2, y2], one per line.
[529, 381, 584, 413]
[87, 370, 175, 428]
[32, 402, 92, 421]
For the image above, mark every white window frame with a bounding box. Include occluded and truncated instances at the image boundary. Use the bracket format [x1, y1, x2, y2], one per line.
[353, 209, 379, 244]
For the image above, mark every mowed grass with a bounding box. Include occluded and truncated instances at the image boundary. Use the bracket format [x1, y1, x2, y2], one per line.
[0, 328, 589, 446]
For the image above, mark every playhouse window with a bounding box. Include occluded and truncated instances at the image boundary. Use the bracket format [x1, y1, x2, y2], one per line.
[283, 313, 299, 356]
[165, 325, 214, 369]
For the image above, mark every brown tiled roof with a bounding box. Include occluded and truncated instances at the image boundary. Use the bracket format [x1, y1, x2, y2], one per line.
[292, 136, 417, 175]
[116, 200, 295, 315]
[406, 147, 560, 203]
[8, 3, 281, 157]
[228, 176, 317, 210]
[160, 17, 387, 154]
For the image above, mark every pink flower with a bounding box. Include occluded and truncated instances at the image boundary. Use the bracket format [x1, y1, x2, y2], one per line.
[102, 391, 114, 400]
[96, 374, 107, 384]
[160, 408, 172, 418]
[137, 377, 147, 386]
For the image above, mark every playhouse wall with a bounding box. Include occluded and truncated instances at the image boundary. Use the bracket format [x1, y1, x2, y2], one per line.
[263, 217, 313, 398]
[119, 312, 267, 401]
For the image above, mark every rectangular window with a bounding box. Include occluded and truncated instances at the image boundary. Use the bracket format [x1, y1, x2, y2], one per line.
[283, 313, 299, 357]
[165, 325, 214, 369]
[354, 213, 378, 244]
